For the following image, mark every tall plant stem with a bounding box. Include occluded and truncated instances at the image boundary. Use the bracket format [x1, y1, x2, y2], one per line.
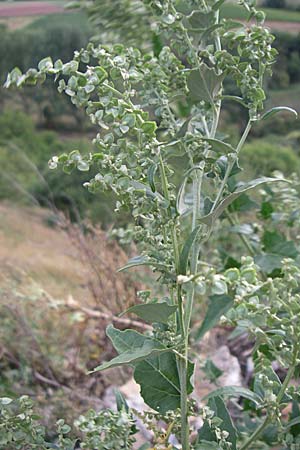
[159, 149, 189, 448]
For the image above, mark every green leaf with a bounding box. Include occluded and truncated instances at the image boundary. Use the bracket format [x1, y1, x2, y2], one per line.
[187, 10, 214, 30]
[254, 254, 283, 274]
[122, 302, 178, 324]
[197, 397, 237, 450]
[260, 201, 274, 219]
[212, 0, 227, 10]
[261, 106, 298, 121]
[118, 255, 168, 273]
[115, 390, 129, 413]
[222, 95, 247, 107]
[118, 255, 150, 271]
[0, 397, 13, 405]
[195, 294, 233, 340]
[195, 442, 219, 450]
[147, 163, 158, 193]
[202, 137, 234, 154]
[285, 417, 300, 430]
[179, 226, 202, 275]
[176, 177, 191, 216]
[204, 386, 262, 406]
[199, 177, 287, 228]
[142, 121, 157, 136]
[202, 359, 223, 383]
[38, 57, 53, 72]
[130, 180, 167, 204]
[90, 326, 168, 372]
[187, 64, 224, 104]
[262, 230, 298, 259]
[134, 353, 194, 413]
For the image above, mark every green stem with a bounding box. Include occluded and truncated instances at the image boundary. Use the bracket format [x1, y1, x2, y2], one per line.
[226, 212, 256, 257]
[211, 119, 252, 212]
[239, 417, 270, 450]
[277, 355, 297, 403]
[240, 348, 298, 450]
[177, 285, 189, 450]
[158, 152, 180, 269]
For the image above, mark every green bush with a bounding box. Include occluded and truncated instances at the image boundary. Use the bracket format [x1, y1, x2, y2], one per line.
[0, 110, 117, 225]
[241, 139, 300, 176]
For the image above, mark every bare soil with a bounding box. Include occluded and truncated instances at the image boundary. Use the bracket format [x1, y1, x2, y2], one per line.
[0, 1, 64, 17]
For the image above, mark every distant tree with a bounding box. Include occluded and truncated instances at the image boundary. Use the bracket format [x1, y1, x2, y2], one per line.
[263, 0, 286, 8]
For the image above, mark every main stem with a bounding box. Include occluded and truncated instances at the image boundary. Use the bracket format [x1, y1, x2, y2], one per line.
[159, 150, 189, 448]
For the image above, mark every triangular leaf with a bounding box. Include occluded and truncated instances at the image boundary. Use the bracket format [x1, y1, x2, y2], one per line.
[202, 137, 234, 154]
[262, 230, 298, 259]
[122, 302, 178, 324]
[187, 10, 214, 29]
[134, 353, 194, 413]
[90, 326, 168, 372]
[187, 64, 224, 104]
[199, 177, 287, 227]
[195, 294, 233, 340]
[254, 254, 283, 274]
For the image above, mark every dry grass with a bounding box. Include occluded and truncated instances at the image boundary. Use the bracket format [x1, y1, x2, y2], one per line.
[0, 202, 89, 299]
[0, 201, 145, 434]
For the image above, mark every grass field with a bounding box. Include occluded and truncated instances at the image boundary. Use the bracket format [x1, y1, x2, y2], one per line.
[267, 83, 300, 111]
[222, 3, 300, 22]
[26, 10, 90, 30]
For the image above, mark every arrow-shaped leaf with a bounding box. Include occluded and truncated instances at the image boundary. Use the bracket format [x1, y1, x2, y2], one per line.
[121, 301, 178, 324]
[187, 64, 224, 104]
[195, 294, 233, 340]
[202, 137, 234, 154]
[261, 106, 298, 121]
[90, 326, 168, 372]
[134, 353, 194, 413]
[199, 177, 287, 227]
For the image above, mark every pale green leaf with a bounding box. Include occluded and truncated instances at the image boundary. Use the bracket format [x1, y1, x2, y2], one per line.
[118, 255, 151, 272]
[204, 386, 262, 406]
[195, 294, 233, 340]
[202, 137, 234, 154]
[90, 326, 167, 372]
[261, 106, 298, 121]
[122, 302, 178, 324]
[199, 177, 288, 227]
[187, 64, 224, 104]
[198, 396, 237, 449]
[179, 226, 202, 275]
